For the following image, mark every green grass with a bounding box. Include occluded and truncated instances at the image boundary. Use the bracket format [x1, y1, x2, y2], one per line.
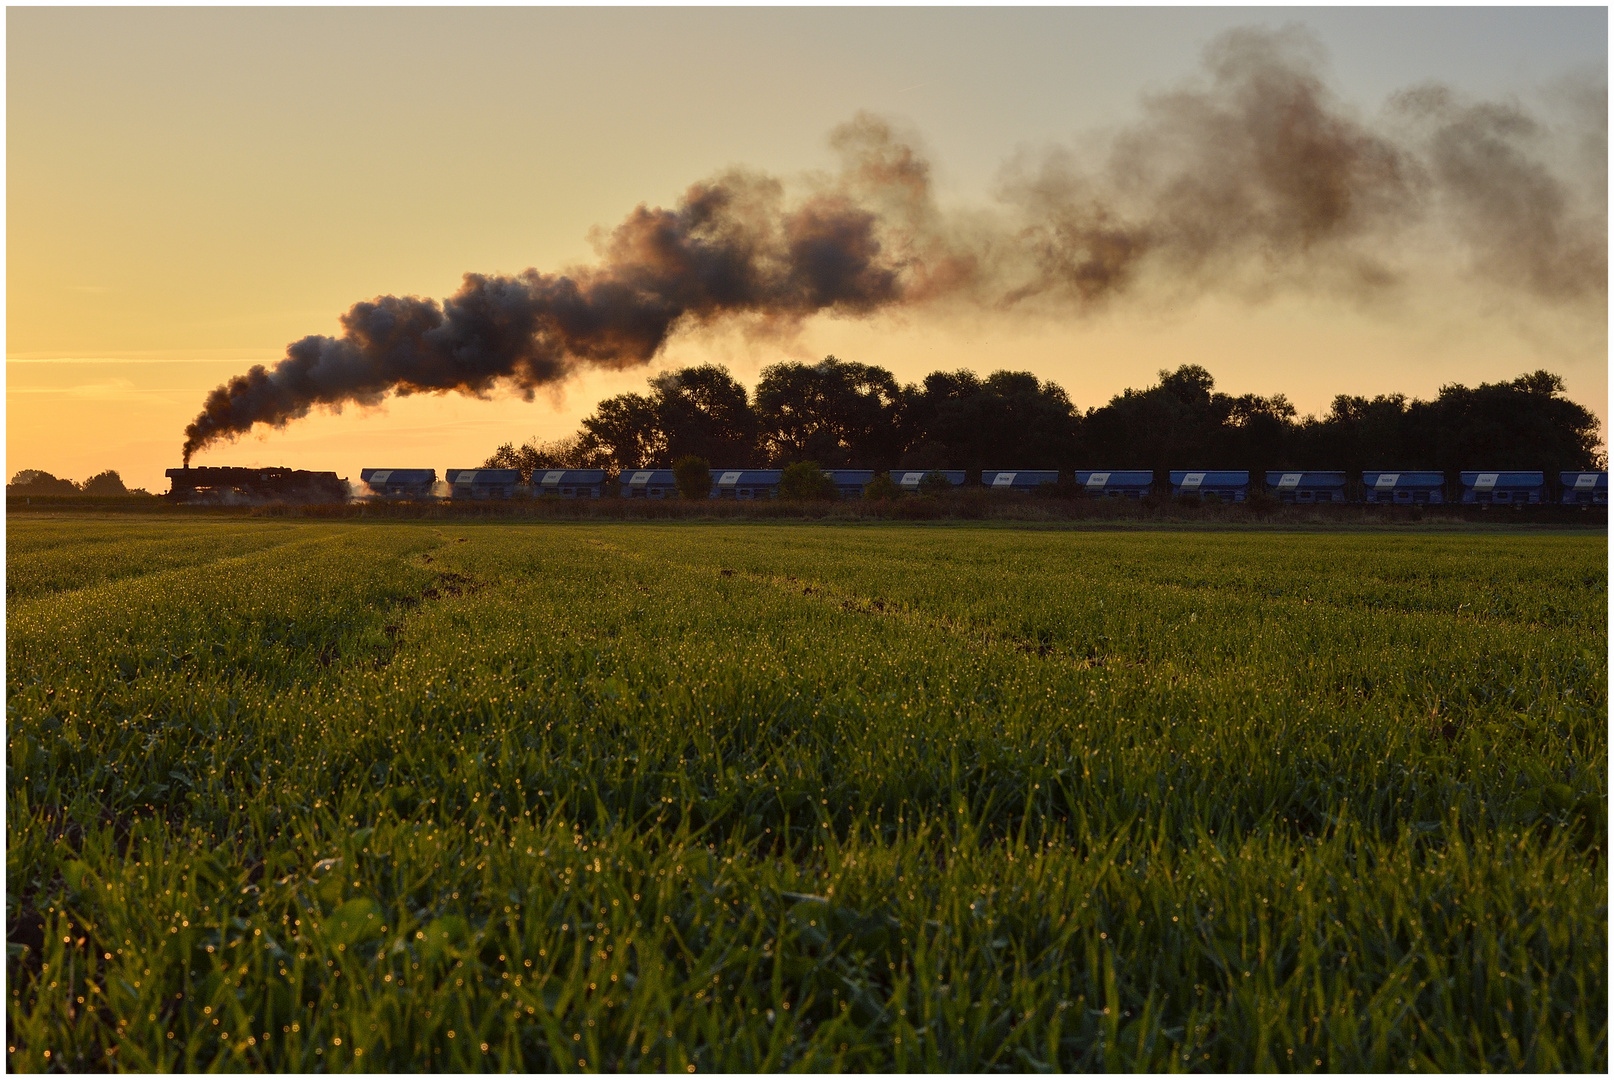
[7, 516, 1605, 1071]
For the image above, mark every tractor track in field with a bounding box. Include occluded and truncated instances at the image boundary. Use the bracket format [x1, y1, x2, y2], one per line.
[374, 559, 489, 666]
[742, 568, 1129, 669]
[583, 536, 1128, 672]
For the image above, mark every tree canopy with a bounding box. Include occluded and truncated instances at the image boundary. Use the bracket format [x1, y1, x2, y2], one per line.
[576, 364, 759, 469]
[7, 469, 147, 496]
[755, 356, 903, 468]
[485, 359, 1604, 478]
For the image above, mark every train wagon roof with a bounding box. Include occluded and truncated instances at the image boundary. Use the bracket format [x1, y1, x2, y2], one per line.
[983, 470, 1060, 486]
[1265, 470, 1347, 488]
[896, 470, 966, 487]
[620, 469, 677, 485]
[1458, 471, 1544, 488]
[1170, 470, 1249, 485]
[535, 469, 606, 485]
[1074, 470, 1153, 486]
[1560, 471, 1608, 489]
[1363, 471, 1444, 488]
[360, 468, 436, 484]
[445, 469, 519, 484]
[822, 470, 874, 483]
[712, 469, 782, 486]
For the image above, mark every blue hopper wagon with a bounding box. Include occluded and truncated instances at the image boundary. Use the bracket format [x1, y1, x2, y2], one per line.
[822, 469, 874, 499]
[895, 470, 966, 491]
[1074, 470, 1153, 498]
[1266, 470, 1347, 504]
[535, 469, 605, 498]
[712, 469, 781, 500]
[360, 468, 437, 499]
[1362, 471, 1444, 505]
[982, 470, 1060, 491]
[1560, 471, 1607, 506]
[445, 468, 520, 499]
[1170, 470, 1248, 502]
[620, 469, 679, 499]
[1460, 471, 1543, 505]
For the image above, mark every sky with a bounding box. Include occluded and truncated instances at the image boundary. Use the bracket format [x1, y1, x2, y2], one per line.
[7, 6, 1607, 492]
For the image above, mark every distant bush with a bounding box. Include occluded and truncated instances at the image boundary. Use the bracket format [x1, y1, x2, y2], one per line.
[8, 470, 79, 496]
[673, 456, 711, 500]
[1244, 488, 1279, 514]
[779, 461, 835, 500]
[863, 473, 902, 501]
[917, 471, 955, 497]
[80, 470, 129, 496]
[483, 434, 612, 482]
[1033, 477, 1083, 500]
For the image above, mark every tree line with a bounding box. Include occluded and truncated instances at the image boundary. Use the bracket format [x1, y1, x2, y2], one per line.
[6, 469, 146, 497]
[482, 357, 1604, 480]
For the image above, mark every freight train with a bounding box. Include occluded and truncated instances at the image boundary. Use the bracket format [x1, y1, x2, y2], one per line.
[167, 465, 1608, 507]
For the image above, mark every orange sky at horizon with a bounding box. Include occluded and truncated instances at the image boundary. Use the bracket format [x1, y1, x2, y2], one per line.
[11, 286, 1602, 493]
[8, 8, 1606, 492]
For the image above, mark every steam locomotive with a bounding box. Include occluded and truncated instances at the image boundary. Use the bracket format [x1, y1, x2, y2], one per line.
[164, 466, 349, 504]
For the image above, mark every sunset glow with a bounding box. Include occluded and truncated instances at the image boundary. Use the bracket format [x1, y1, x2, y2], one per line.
[9, 8, 1605, 492]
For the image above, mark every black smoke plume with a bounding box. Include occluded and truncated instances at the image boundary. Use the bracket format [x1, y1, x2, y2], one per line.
[182, 156, 923, 463]
[182, 27, 1604, 462]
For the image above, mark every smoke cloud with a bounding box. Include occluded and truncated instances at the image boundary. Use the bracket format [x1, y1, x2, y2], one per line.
[1391, 78, 1607, 303]
[182, 164, 920, 463]
[1001, 27, 1418, 304]
[182, 26, 1605, 463]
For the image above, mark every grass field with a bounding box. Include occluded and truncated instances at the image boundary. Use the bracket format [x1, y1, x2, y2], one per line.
[7, 516, 1606, 1071]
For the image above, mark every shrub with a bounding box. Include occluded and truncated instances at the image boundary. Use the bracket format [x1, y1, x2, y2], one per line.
[81, 470, 129, 496]
[1244, 488, 1279, 514]
[673, 456, 711, 500]
[7, 470, 78, 496]
[863, 473, 902, 501]
[1033, 477, 1082, 500]
[779, 461, 835, 500]
[918, 471, 955, 497]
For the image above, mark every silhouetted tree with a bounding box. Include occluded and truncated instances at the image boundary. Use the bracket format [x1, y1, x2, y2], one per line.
[575, 394, 662, 470]
[899, 369, 1080, 472]
[1430, 371, 1602, 472]
[7, 470, 79, 496]
[1082, 365, 1226, 473]
[655, 365, 760, 465]
[580, 364, 758, 467]
[1222, 392, 1299, 472]
[1292, 371, 1602, 476]
[485, 361, 1602, 484]
[754, 356, 902, 468]
[483, 434, 610, 481]
[80, 470, 129, 496]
